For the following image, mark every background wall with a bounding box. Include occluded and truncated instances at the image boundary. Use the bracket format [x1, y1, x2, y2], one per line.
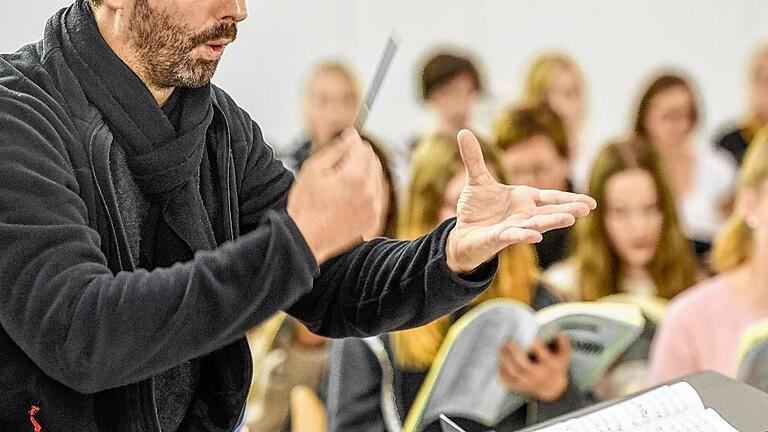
[3, 0, 767, 160]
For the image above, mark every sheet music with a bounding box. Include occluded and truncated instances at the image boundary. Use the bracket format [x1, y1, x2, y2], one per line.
[535, 383, 738, 432]
[632, 409, 739, 432]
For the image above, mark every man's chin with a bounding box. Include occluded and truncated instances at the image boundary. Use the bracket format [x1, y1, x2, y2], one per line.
[169, 62, 219, 88]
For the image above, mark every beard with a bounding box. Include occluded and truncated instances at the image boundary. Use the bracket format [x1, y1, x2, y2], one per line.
[127, 0, 237, 89]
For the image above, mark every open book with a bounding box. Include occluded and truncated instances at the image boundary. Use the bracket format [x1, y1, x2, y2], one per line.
[532, 382, 739, 432]
[403, 299, 645, 432]
[735, 317, 768, 392]
[598, 293, 668, 324]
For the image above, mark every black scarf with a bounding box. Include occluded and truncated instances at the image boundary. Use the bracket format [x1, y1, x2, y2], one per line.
[59, 0, 219, 267]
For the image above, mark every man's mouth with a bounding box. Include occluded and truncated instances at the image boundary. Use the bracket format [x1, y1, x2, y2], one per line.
[202, 40, 232, 58]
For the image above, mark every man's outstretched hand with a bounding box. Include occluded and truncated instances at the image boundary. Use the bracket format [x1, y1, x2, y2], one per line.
[445, 130, 597, 274]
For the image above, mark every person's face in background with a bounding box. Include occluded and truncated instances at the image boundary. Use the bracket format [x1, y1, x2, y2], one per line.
[122, 0, 246, 89]
[427, 73, 480, 134]
[643, 86, 695, 152]
[603, 169, 664, 271]
[750, 51, 768, 123]
[303, 69, 360, 145]
[545, 67, 585, 136]
[438, 172, 465, 222]
[500, 135, 569, 191]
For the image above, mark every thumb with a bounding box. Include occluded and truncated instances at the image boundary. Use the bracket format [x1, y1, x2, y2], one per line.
[457, 129, 492, 182]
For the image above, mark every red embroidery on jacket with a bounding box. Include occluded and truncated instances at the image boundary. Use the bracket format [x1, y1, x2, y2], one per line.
[29, 405, 42, 432]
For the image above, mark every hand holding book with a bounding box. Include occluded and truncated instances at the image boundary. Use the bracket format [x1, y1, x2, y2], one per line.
[499, 334, 572, 402]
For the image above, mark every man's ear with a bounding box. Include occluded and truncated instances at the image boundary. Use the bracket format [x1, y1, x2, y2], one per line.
[91, 0, 132, 36]
[98, 0, 128, 10]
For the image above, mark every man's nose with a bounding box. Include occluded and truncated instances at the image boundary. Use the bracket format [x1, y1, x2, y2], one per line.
[217, 0, 248, 23]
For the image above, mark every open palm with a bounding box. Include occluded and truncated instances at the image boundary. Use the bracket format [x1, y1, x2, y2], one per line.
[446, 130, 597, 274]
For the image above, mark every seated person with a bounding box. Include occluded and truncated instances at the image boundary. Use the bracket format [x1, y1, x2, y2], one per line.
[244, 135, 398, 432]
[326, 135, 592, 432]
[545, 138, 699, 398]
[633, 72, 737, 257]
[715, 43, 768, 165]
[284, 60, 361, 173]
[651, 133, 768, 384]
[411, 49, 483, 149]
[522, 52, 588, 189]
[493, 103, 572, 268]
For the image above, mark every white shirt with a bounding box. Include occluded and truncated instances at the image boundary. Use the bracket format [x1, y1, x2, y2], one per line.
[679, 145, 737, 242]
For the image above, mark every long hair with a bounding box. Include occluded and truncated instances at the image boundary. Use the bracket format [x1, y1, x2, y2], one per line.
[361, 134, 399, 238]
[573, 138, 697, 301]
[633, 72, 700, 142]
[712, 130, 768, 272]
[392, 134, 539, 370]
[523, 52, 584, 107]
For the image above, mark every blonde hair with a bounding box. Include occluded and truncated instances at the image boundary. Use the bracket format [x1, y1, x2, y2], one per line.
[302, 60, 362, 104]
[392, 134, 539, 370]
[712, 130, 768, 272]
[523, 52, 583, 107]
[573, 138, 698, 300]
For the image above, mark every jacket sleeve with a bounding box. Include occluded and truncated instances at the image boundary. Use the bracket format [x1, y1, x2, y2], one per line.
[234, 115, 497, 338]
[326, 338, 388, 432]
[0, 97, 319, 395]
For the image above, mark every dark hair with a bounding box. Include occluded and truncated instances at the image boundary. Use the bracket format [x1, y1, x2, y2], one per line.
[419, 52, 483, 101]
[633, 72, 699, 141]
[360, 134, 399, 238]
[493, 103, 569, 159]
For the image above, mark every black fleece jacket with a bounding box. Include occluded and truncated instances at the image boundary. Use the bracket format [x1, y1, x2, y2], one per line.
[0, 3, 496, 431]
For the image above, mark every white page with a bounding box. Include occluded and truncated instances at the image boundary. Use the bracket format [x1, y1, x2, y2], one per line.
[633, 408, 740, 432]
[535, 383, 706, 432]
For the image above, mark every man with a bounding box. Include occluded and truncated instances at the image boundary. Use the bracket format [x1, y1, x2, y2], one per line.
[0, 1, 596, 431]
[493, 103, 573, 268]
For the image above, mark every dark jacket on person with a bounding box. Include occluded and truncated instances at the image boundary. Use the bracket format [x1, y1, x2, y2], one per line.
[0, 2, 496, 431]
[716, 127, 750, 166]
[326, 285, 596, 432]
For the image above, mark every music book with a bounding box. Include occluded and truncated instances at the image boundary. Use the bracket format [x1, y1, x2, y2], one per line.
[532, 381, 738, 432]
[403, 299, 645, 431]
[735, 317, 768, 393]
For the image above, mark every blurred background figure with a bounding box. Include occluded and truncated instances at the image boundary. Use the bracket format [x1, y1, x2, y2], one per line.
[716, 43, 768, 166]
[650, 132, 768, 384]
[327, 136, 591, 432]
[493, 103, 571, 268]
[522, 52, 589, 190]
[633, 72, 737, 258]
[283, 60, 362, 173]
[411, 50, 484, 149]
[544, 138, 699, 399]
[245, 133, 398, 432]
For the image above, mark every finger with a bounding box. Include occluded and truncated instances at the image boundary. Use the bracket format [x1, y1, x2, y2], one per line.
[518, 213, 577, 233]
[534, 189, 597, 210]
[498, 363, 523, 389]
[529, 339, 554, 365]
[457, 129, 493, 182]
[500, 341, 533, 375]
[498, 227, 543, 245]
[533, 202, 593, 219]
[308, 139, 351, 173]
[554, 333, 572, 364]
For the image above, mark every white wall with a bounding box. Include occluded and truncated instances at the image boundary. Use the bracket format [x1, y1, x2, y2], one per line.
[3, 1, 767, 159]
